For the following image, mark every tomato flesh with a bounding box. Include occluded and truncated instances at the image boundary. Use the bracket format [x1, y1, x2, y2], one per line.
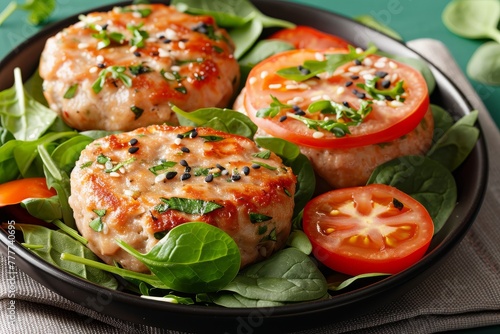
[268, 26, 350, 50]
[0, 177, 56, 207]
[302, 184, 434, 276]
[243, 49, 430, 149]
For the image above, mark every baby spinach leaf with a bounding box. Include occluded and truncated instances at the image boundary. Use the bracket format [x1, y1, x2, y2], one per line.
[155, 197, 223, 215]
[367, 155, 457, 234]
[0, 68, 57, 141]
[171, 105, 257, 139]
[466, 42, 500, 85]
[116, 222, 241, 293]
[430, 104, 454, 145]
[50, 135, 93, 175]
[229, 17, 263, 59]
[286, 230, 312, 255]
[239, 39, 295, 68]
[21, 196, 62, 221]
[426, 110, 479, 171]
[210, 292, 286, 308]
[18, 224, 117, 289]
[328, 272, 390, 291]
[222, 247, 327, 302]
[255, 137, 315, 217]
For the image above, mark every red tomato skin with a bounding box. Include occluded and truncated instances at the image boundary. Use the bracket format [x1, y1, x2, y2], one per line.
[268, 26, 350, 50]
[302, 184, 434, 276]
[242, 49, 431, 149]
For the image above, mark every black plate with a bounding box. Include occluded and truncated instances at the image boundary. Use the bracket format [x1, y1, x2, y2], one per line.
[0, 1, 488, 332]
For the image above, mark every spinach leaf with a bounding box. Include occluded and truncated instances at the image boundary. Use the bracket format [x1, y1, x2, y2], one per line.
[50, 135, 93, 175]
[222, 247, 327, 302]
[155, 197, 223, 215]
[426, 110, 479, 171]
[21, 196, 62, 221]
[210, 292, 285, 308]
[367, 155, 457, 234]
[466, 42, 500, 85]
[18, 224, 117, 289]
[430, 104, 454, 145]
[238, 39, 295, 68]
[286, 230, 312, 255]
[172, 0, 294, 59]
[328, 272, 390, 291]
[255, 137, 315, 217]
[116, 222, 241, 293]
[171, 105, 257, 139]
[0, 139, 23, 183]
[0, 68, 57, 140]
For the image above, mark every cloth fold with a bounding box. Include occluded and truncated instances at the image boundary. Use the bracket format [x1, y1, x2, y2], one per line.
[1, 39, 500, 334]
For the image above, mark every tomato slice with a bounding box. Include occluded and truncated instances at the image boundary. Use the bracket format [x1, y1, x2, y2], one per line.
[242, 49, 430, 149]
[0, 178, 56, 207]
[302, 184, 434, 276]
[268, 26, 350, 50]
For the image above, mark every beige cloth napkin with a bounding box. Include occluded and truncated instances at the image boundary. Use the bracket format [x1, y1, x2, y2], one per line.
[1, 39, 500, 334]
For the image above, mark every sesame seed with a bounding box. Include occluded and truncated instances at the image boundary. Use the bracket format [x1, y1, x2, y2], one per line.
[342, 101, 350, 107]
[374, 62, 386, 69]
[181, 147, 190, 153]
[314, 52, 325, 61]
[297, 65, 310, 75]
[231, 174, 241, 181]
[350, 75, 359, 80]
[285, 84, 299, 90]
[129, 46, 138, 53]
[279, 115, 287, 122]
[363, 74, 375, 81]
[355, 47, 364, 54]
[181, 173, 191, 181]
[77, 43, 89, 49]
[180, 159, 188, 167]
[97, 63, 106, 69]
[389, 100, 404, 107]
[242, 166, 250, 175]
[310, 95, 323, 101]
[165, 28, 178, 40]
[105, 161, 113, 170]
[221, 169, 229, 176]
[216, 163, 225, 170]
[348, 66, 362, 73]
[312, 131, 324, 139]
[163, 71, 176, 80]
[178, 41, 186, 50]
[322, 94, 331, 101]
[260, 71, 269, 79]
[89, 67, 98, 74]
[129, 138, 138, 146]
[268, 83, 282, 89]
[344, 81, 353, 87]
[166, 171, 177, 179]
[158, 48, 170, 58]
[189, 130, 198, 138]
[375, 71, 388, 78]
[381, 79, 391, 88]
[119, 167, 126, 174]
[363, 57, 373, 66]
[171, 65, 181, 72]
[110, 172, 120, 178]
[176, 134, 184, 139]
[293, 96, 304, 103]
[96, 55, 104, 63]
[352, 89, 366, 99]
[184, 166, 191, 173]
[354, 59, 362, 66]
[251, 164, 261, 169]
[155, 173, 166, 183]
[205, 174, 214, 182]
[249, 77, 257, 84]
[128, 146, 139, 154]
[298, 83, 310, 90]
[174, 138, 182, 145]
[336, 86, 345, 95]
[389, 61, 398, 69]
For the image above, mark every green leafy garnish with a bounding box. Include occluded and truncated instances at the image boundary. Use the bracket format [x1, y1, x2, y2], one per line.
[63, 84, 78, 99]
[276, 44, 378, 81]
[155, 197, 223, 215]
[92, 66, 133, 93]
[249, 213, 272, 223]
[149, 160, 177, 175]
[256, 95, 292, 118]
[127, 23, 149, 48]
[251, 150, 271, 159]
[356, 78, 405, 101]
[0, 0, 55, 26]
[307, 99, 373, 125]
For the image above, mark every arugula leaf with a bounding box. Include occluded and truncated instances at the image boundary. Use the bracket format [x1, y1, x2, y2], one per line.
[277, 44, 378, 81]
[155, 197, 223, 215]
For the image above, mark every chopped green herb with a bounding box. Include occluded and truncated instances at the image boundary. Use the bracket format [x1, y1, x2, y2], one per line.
[97, 154, 110, 164]
[256, 95, 292, 118]
[92, 66, 132, 93]
[130, 105, 144, 120]
[199, 135, 224, 142]
[129, 64, 152, 75]
[356, 78, 405, 101]
[89, 217, 103, 232]
[258, 225, 268, 235]
[249, 213, 272, 224]
[93, 209, 106, 217]
[155, 197, 223, 215]
[148, 160, 177, 175]
[80, 161, 93, 169]
[63, 84, 78, 99]
[175, 86, 188, 94]
[307, 99, 373, 126]
[105, 157, 136, 173]
[252, 150, 271, 159]
[127, 23, 149, 48]
[250, 161, 277, 170]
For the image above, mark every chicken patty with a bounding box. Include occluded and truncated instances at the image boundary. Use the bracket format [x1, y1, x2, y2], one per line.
[39, 4, 239, 131]
[69, 125, 296, 272]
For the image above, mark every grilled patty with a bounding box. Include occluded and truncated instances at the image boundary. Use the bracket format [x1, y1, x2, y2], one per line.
[69, 125, 297, 272]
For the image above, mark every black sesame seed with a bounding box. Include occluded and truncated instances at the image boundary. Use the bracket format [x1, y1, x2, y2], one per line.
[251, 164, 261, 169]
[128, 146, 139, 154]
[352, 89, 366, 99]
[158, 35, 165, 40]
[350, 75, 359, 80]
[354, 59, 362, 66]
[97, 63, 106, 69]
[216, 163, 225, 170]
[381, 79, 391, 89]
[181, 173, 191, 181]
[297, 65, 310, 75]
[345, 81, 353, 87]
[166, 171, 177, 179]
[342, 101, 350, 107]
[163, 39, 172, 44]
[231, 174, 241, 181]
[242, 166, 250, 175]
[192, 22, 209, 34]
[205, 174, 214, 182]
[190, 130, 198, 138]
[101, 24, 108, 31]
[375, 71, 388, 78]
[184, 166, 191, 173]
[180, 147, 190, 153]
[129, 138, 138, 146]
[176, 134, 184, 139]
[279, 115, 287, 122]
[180, 159, 189, 167]
[180, 38, 189, 43]
[133, 51, 141, 57]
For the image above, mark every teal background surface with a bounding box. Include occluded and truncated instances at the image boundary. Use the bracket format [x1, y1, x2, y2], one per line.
[0, 0, 498, 332]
